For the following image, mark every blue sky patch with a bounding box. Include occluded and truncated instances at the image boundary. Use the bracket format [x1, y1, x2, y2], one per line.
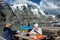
[4, 0, 15, 5]
[29, 0, 41, 4]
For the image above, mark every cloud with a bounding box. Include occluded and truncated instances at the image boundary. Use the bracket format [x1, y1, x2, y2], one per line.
[40, 0, 60, 15]
[40, 0, 60, 9]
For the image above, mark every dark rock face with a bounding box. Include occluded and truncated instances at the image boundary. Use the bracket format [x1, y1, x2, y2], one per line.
[0, 11, 6, 22]
[0, 1, 17, 24]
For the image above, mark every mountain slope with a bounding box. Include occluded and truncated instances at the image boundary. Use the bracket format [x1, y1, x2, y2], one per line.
[10, 3, 57, 24]
[0, 1, 57, 25]
[0, 1, 17, 24]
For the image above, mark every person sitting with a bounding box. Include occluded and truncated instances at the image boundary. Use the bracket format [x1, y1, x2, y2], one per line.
[22, 21, 33, 37]
[30, 23, 46, 40]
[22, 21, 33, 32]
[30, 23, 42, 35]
[3, 23, 17, 40]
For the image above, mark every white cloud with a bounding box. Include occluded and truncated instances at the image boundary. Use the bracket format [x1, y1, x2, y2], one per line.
[40, 0, 60, 15]
[40, 0, 60, 9]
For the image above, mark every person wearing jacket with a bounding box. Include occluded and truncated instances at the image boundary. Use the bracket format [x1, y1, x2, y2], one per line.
[30, 23, 42, 35]
[30, 23, 46, 40]
[22, 21, 33, 32]
[3, 23, 17, 40]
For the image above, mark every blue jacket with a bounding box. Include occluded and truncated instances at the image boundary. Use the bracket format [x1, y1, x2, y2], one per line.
[22, 25, 33, 32]
[3, 27, 16, 40]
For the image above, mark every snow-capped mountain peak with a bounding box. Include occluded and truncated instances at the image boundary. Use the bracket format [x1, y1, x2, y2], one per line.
[10, 2, 57, 22]
[10, 3, 28, 11]
[10, 3, 46, 17]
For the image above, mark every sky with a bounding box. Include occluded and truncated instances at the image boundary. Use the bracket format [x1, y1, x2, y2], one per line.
[4, 0, 60, 15]
[4, 0, 41, 5]
[29, 0, 41, 4]
[40, 0, 60, 15]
